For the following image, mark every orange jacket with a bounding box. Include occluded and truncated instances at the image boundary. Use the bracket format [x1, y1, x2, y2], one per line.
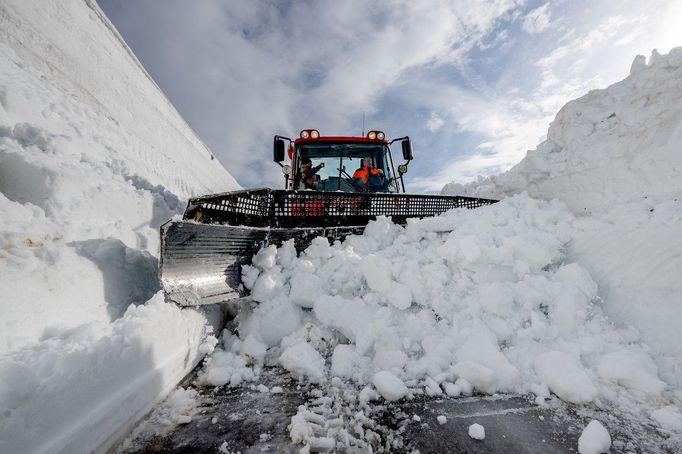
[353, 166, 381, 184]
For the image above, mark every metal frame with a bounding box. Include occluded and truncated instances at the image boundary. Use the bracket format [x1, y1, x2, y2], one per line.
[184, 188, 498, 228]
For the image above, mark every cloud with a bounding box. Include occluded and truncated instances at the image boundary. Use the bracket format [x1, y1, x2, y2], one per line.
[99, 0, 682, 194]
[522, 3, 552, 34]
[100, 0, 524, 187]
[426, 112, 445, 132]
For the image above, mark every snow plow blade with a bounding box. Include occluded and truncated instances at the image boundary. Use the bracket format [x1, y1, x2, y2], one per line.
[160, 188, 497, 306]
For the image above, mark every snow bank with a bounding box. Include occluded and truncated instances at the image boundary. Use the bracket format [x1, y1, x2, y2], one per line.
[0, 295, 220, 454]
[443, 48, 682, 378]
[0, 0, 238, 452]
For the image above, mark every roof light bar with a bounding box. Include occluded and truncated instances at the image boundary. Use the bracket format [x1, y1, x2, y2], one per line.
[367, 130, 385, 140]
[300, 129, 320, 139]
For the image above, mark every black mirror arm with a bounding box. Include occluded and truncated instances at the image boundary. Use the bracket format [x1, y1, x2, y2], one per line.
[389, 136, 409, 145]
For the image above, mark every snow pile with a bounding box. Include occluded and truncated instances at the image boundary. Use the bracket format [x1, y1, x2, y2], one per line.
[201, 196, 677, 422]
[443, 48, 682, 370]
[0, 1, 237, 452]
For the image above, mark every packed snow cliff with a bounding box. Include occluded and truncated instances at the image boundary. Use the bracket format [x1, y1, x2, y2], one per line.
[0, 1, 237, 453]
[444, 48, 682, 372]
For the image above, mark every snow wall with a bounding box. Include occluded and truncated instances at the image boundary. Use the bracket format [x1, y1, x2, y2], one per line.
[444, 48, 682, 369]
[0, 0, 239, 452]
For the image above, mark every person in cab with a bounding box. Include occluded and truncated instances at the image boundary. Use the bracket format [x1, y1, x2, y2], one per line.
[296, 157, 325, 190]
[353, 157, 387, 192]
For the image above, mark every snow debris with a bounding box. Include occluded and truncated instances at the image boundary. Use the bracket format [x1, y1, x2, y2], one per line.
[200, 191, 678, 438]
[597, 350, 666, 396]
[437, 415, 447, 425]
[443, 382, 462, 397]
[373, 371, 409, 402]
[578, 420, 611, 454]
[468, 423, 486, 440]
[651, 406, 682, 432]
[280, 341, 326, 383]
[164, 387, 199, 425]
[534, 351, 598, 404]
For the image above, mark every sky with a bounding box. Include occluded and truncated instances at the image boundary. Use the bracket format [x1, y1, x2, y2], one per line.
[98, 0, 682, 193]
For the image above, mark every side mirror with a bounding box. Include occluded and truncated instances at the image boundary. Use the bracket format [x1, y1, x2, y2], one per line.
[398, 164, 408, 175]
[401, 138, 413, 161]
[273, 137, 285, 162]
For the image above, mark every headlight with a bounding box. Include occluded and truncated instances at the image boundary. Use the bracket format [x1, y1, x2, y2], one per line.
[300, 130, 309, 139]
[368, 131, 377, 140]
[310, 130, 319, 139]
[377, 131, 385, 140]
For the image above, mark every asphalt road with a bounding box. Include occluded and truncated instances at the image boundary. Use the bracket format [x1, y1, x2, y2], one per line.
[120, 368, 676, 454]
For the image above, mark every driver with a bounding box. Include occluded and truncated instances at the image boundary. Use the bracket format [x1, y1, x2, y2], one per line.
[296, 157, 325, 190]
[353, 157, 386, 192]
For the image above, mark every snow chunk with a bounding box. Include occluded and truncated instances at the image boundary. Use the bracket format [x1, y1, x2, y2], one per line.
[279, 342, 325, 383]
[651, 406, 682, 432]
[437, 415, 447, 425]
[597, 350, 665, 396]
[444, 382, 462, 397]
[578, 420, 611, 454]
[535, 351, 597, 404]
[468, 423, 485, 440]
[372, 371, 408, 402]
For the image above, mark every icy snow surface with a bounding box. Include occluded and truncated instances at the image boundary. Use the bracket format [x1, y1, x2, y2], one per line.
[0, 1, 237, 453]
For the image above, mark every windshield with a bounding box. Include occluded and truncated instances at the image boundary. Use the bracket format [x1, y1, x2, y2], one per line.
[294, 142, 398, 193]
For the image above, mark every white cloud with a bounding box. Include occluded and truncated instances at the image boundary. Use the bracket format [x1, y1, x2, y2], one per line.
[522, 3, 552, 34]
[426, 112, 445, 132]
[101, 0, 525, 187]
[100, 0, 682, 192]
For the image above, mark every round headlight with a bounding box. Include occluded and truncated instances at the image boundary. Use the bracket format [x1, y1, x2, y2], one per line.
[310, 130, 319, 139]
[377, 131, 385, 140]
[300, 130, 309, 139]
[368, 131, 377, 140]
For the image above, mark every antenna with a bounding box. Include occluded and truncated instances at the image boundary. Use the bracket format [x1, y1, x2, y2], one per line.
[361, 112, 365, 136]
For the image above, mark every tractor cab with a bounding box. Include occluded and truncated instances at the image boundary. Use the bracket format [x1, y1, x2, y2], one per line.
[274, 130, 413, 193]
